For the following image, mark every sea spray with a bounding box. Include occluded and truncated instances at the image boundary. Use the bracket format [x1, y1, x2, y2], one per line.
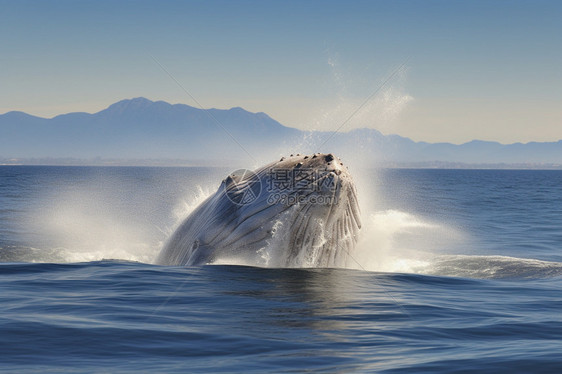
[30, 181, 159, 263]
[18, 165, 562, 280]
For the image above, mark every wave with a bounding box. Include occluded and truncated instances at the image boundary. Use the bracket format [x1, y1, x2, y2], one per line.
[422, 255, 562, 279]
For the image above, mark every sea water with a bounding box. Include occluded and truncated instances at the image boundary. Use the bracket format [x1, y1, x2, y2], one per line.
[1, 166, 561, 373]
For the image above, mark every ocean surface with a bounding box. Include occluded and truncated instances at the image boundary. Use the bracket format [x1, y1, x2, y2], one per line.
[1, 166, 561, 373]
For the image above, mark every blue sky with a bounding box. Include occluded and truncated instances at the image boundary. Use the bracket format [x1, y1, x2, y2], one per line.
[1, 0, 560, 143]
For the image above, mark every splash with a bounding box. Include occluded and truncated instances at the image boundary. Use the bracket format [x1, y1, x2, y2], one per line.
[29, 185, 159, 263]
[17, 162, 562, 280]
[22, 178, 562, 280]
[25, 174, 214, 264]
[352, 210, 462, 273]
[341, 186, 562, 279]
[169, 186, 214, 235]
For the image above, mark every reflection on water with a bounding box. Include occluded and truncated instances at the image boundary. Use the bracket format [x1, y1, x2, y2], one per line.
[215, 266, 410, 341]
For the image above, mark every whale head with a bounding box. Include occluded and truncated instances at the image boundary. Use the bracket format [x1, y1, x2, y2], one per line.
[156, 153, 361, 267]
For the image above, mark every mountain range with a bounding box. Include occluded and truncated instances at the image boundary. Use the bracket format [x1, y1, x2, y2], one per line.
[1, 97, 561, 168]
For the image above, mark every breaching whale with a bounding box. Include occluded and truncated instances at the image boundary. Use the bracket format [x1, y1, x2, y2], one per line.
[156, 153, 361, 267]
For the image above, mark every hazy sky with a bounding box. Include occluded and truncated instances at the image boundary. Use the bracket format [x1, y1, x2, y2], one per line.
[1, 0, 561, 144]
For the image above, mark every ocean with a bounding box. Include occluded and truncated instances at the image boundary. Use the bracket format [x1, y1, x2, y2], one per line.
[1, 166, 561, 373]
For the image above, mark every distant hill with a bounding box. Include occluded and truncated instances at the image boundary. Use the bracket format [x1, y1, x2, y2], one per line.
[1, 97, 561, 167]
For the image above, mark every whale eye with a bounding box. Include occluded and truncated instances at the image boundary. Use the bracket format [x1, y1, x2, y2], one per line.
[325, 154, 334, 162]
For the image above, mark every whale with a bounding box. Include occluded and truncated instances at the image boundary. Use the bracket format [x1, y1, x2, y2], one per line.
[156, 153, 361, 267]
